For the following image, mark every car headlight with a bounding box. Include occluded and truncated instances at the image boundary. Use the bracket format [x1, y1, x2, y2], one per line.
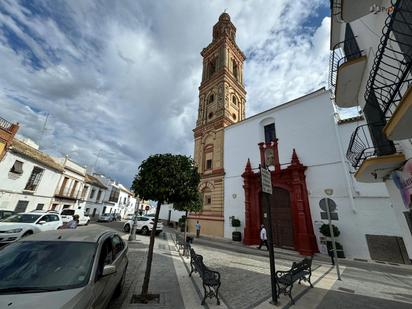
[5, 228, 23, 233]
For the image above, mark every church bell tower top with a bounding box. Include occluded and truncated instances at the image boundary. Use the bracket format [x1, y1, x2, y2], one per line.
[213, 12, 236, 42]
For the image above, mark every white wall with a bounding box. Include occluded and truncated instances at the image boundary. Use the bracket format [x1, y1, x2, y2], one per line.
[159, 203, 186, 223]
[223, 89, 405, 259]
[0, 150, 62, 212]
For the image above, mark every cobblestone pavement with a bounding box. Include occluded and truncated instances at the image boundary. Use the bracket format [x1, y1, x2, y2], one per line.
[95, 222, 412, 309]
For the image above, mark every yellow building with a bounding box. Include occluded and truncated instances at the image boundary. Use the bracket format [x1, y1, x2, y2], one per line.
[188, 13, 246, 237]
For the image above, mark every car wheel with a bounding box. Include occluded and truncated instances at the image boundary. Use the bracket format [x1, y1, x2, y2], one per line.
[141, 226, 149, 235]
[22, 230, 33, 238]
[123, 224, 130, 233]
[113, 269, 126, 298]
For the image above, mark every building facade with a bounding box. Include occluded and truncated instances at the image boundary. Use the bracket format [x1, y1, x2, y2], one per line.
[224, 89, 411, 262]
[0, 137, 63, 212]
[330, 0, 412, 261]
[83, 174, 108, 218]
[190, 13, 246, 236]
[51, 157, 87, 212]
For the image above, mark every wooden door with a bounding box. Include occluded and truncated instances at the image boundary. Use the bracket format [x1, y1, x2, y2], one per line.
[271, 187, 294, 249]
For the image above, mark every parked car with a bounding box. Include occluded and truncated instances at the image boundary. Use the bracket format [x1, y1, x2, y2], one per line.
[0, 227, 128, 309]
[98, 213, 113, 222]
[125, 214, 135, 221]
[123, 215, 163, 235]
[60, 209, 91, 226]
[0, 212, 62, 245]
[0, 209, 15, 221]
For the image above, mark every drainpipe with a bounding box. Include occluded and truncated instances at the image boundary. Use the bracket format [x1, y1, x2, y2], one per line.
[333, 112, 357, 213]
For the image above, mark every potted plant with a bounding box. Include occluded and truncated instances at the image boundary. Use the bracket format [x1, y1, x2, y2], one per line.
[319, 223, 345, 258]
[232, 218, 242, 241]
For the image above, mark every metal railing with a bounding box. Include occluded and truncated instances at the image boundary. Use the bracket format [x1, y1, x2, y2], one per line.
[330, 0, 343, 23]
[346, 122, 397, 169]
[329, 24, 363, 100]
[365, 0, 412, 118]
[0, 116, 13, 131]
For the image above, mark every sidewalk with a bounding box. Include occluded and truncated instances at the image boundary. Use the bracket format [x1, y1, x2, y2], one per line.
[110, 231, 412, 309]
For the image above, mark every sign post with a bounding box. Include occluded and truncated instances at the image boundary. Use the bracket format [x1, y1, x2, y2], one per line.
[129, 197, 140, 241]
[261, 165, 278, 305]
[324, 189, 341, 281]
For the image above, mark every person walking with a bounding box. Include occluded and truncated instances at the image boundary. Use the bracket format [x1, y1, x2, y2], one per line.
[66, 214, 79, 229]
[195, 221, 201, 238]
[258, 224, 269, 250]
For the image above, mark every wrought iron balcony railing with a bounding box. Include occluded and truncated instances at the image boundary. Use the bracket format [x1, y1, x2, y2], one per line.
[365, 0, 412, 118]
[0, 116, 14, 131]
[346, 122, 397, 169]
[346, 123, 397, 169]
[329, 24, 363, 100]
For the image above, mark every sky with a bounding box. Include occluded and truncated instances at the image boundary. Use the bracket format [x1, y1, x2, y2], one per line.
[0, 0, 334, 187]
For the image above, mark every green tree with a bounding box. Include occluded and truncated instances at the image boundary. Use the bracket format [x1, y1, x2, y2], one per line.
[173, 192, 203, 245]
[131, 154, 200, 301]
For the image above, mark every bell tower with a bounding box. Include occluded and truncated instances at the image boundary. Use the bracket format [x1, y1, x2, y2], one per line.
[191, 12, 246, 237]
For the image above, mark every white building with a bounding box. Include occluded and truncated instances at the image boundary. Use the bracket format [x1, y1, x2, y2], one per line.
[0, 138, 63, 212]
[83, 174, 108, 219]
[159, 203, 185, 225]
[51, 157, 87, 212]
[223, 88, 411, 262]
[329, 1, 412, 262]
[118, 184, 136, 218]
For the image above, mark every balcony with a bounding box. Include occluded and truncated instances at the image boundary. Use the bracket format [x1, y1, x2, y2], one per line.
[346, 123, 405, 183]
[331, 0, 379, 23]
[0, 116, 19, 160]
[329, 24, 367, 108]
[365, 0, 412, 140]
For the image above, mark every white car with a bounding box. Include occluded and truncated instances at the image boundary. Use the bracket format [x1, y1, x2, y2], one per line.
[0, 227, 128, 309]
[123, 215, 163, 235]
[60, 209, 90, 225]
[0, 212, 63, 244]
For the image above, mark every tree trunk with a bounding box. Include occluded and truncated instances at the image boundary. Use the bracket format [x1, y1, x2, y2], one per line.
[183, 210, 187, 255]
[141, 201, 161, 299]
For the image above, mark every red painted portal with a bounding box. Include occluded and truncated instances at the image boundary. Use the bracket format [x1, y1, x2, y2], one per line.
[242, 140, 318, 256]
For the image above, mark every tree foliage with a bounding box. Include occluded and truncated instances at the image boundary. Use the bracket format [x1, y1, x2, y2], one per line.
[173, 192, 203, 213]
[131, 153, 200, 204]
[130, 153, 200, 300]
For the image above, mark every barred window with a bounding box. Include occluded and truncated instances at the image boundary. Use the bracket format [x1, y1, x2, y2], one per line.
[24, 166, 44, 191]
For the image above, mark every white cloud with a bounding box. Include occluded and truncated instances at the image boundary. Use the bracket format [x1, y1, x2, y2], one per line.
[0, 0, 331, 186]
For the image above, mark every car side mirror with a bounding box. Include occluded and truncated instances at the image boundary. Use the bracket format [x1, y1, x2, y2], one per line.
[38, 220, 46, 225]
[102, 265, 116, 277]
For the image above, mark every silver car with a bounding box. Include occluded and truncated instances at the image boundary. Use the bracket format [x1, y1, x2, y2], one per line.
[0, 227, 128, 308]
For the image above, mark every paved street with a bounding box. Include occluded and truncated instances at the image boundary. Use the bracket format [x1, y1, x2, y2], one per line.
[90, 221, 412, 309]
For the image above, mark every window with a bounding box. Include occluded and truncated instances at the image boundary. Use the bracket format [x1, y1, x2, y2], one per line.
[10, 160, 23, 174]
[36, 203, 44, 211]
[15, 200, 29, 213]
[232, 95, 237, 105]
[50, 215, 60, 221]
[63, 204, 71, 209]
[206, 159, 212, 170]
[96, 238, 114, 279]
[112, 235, 125, 260]
[96, 189, 102, 201]
[81, 186, 89, 199]
[70, 180, 79, 198]
[59, 177, 69, 195]
[90, 188, 96, 199]
[24, 167, 44, 191]
[208, 94, 214, 104]
[232, 59, 238, 80]
[205, 195, 211, 205]
[109, 188, 120, 203]
[51, 204, 58, 211]
[232, 113, 237, 120]
[264, 123, 276, 144]
[208, 58, 217, 77]
[208, 112, 214, 119]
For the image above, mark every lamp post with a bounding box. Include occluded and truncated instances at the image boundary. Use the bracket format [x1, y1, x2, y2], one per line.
[128, 196, 140, 241]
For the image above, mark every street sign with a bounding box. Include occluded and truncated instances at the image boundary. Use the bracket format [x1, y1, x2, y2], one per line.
[319, 198, 336, 212]
[261, 167, 272, 194]
[320, 212, 338, 220]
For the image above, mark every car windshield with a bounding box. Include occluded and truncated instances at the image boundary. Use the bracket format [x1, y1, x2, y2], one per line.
[0, 241, 96, 293]
[60, 209, 75, 216]
[2, 214, 41, 223]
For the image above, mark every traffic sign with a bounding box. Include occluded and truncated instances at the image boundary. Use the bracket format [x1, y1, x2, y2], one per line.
[319, 198, 336, 212]
[261, 167, 272, 194]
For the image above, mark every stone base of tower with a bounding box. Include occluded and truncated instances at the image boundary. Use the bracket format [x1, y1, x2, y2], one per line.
[187, 215, 224, 237]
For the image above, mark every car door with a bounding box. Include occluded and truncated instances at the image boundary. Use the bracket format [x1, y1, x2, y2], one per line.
[110, 235, 127, 291]
[92, 236, 115, 309]
[36, 214, 53, 231]
[49, 214, 61, 229]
